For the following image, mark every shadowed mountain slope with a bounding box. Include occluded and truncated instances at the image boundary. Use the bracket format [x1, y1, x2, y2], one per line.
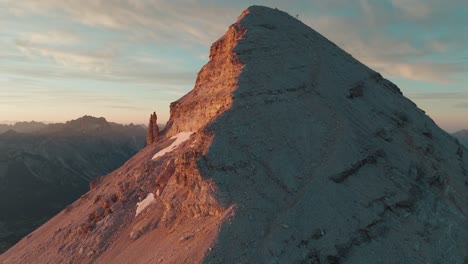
[1, 6, 467, 264]
[0, 116, 145, 253]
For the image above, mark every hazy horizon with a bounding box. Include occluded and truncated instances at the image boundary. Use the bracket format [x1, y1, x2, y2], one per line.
[0, 116, 148, 126]
[1, 1, 467, 131]
[0, 114, 466, 133]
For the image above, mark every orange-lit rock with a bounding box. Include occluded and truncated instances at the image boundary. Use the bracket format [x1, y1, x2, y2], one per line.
[146, 112, 159, 145]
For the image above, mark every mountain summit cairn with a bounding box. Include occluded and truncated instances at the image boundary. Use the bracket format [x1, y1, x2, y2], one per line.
[2, 5, 467, 264]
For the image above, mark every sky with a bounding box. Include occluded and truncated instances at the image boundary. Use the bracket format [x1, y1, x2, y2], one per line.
[0, 0, 467, 131]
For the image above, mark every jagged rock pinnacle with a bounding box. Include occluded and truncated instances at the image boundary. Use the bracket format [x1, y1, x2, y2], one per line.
[146, 112, 159, 145]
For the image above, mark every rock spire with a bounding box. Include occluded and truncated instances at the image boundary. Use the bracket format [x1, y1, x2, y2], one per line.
[146, 112, 159, 145]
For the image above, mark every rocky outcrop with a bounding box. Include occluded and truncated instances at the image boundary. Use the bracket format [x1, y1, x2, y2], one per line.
[163, 22, 246, 137]
[146, 112, 159, 145]
[2, 5, 468, 264]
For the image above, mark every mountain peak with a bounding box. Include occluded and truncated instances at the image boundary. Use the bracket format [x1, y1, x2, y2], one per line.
[64, 115, 110, 131]
[237, 5, 289, 20]
[164, 4, 388, 137]
[2, 6, 468, 264]
[0, 121, 47, 134]
[69, 115, 108, 124]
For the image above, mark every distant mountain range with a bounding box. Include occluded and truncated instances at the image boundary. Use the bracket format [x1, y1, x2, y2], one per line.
[0, 116, 146, 253]
[0, 121, 48, 134]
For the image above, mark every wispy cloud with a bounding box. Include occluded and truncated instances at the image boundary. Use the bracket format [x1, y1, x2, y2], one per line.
[0, 1, 220, 86]
[303, 0, 467, 83]
[408, 92, 468, 100]
[1, 0, 234, 44]
[391, 0, 432, 19]
[0, 62, 197, 86]
[16, 39, 114, 73]
[0, 87, 144, 114]
[2, 0, 466, 84]
[19, 31, 80, 46]
[375, 61, 464, 84]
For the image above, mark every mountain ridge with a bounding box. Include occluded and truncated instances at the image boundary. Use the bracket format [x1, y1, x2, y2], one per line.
[0, 121, 47, 134]
[0, 116, 146, 135]
[0, 115, 146, 254]
[1, 5, 467, 264]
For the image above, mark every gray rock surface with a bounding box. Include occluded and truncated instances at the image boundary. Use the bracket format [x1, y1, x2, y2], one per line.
[1, 5, 467, 264]
[197, 6, 468, 263]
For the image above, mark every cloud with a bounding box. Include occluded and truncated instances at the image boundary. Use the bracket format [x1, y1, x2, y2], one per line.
[1, 0, 467, 85]
[0, 87, 137, 108]
[0, 62, 197, 86]
[1, 1, 218, 85]
[20, 31, 80, 46]
[374, 61, 464, 84]
[303, 0, 467, 84]
[0, 0, 235, 44]
[10, 31, 198, 85]
[408, 92, 468, 100]
[391, 0, 432, 19]
[16, 40, 114, 73]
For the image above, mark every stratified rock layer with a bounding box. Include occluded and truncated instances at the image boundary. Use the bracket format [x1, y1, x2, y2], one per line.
[164, 22, 246, 137]
[2, 5, 468, 264]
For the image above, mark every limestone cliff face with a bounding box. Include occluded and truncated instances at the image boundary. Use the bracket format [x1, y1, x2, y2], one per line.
[164, 20, 247, 137]
[2, 5, 468, 264]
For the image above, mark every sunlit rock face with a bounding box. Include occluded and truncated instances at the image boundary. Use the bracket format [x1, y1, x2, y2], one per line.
[163, 20, 246, 137]
[2, 6, 468, 264]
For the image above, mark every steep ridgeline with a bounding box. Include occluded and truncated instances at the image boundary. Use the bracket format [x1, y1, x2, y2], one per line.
[2, 6, 468, 264]
[0, 116, 146, 254]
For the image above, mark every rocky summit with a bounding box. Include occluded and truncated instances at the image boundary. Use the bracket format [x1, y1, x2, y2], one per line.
[1, 5, 467, 264]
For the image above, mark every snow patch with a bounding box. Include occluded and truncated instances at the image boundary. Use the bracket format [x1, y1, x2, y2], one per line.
[152, 132, 194, 160]
[135, 193, 155, 217]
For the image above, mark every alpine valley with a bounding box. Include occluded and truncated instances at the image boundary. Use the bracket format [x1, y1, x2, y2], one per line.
[0, 116, 146, 253]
